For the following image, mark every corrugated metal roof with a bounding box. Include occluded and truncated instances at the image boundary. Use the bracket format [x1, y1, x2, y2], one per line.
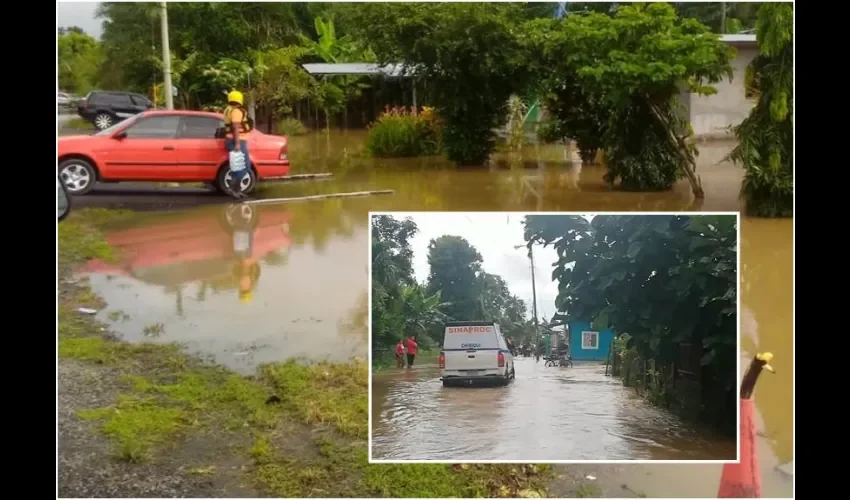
[301, 63, 413, 77]
[720, 34, 757, 44]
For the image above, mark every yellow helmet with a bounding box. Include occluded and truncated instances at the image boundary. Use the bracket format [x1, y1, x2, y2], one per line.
[239, 289, 253, 304]
[227, 90, 244, 105]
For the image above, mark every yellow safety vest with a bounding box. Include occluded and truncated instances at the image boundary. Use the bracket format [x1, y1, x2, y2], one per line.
[224, 105, 253, 135]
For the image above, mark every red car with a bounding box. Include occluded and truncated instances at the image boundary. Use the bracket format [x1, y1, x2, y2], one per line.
[57, 110, 290, 195]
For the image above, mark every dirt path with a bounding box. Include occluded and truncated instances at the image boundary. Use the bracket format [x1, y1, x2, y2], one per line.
[59, 360, 258, 498]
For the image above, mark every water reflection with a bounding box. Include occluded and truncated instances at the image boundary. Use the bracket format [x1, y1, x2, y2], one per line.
[76, 201, 369, 374]
[276, 131, 736, 212]
[740, 218, 794, 466]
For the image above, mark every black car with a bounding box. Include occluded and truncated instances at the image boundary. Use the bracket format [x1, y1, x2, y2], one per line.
[77, 91, 155, 130]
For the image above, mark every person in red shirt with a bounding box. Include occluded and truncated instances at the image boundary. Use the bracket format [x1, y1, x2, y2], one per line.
[405, 335, 418, 368]
[395, 339, 405, 368]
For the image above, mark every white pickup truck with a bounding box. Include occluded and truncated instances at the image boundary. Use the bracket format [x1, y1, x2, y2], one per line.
[439, 321, 515, 387]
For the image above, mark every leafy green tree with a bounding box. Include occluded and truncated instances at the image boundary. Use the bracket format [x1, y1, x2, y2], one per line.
[674, 2, 760, 33]
[727, 3, 793, 217]
[96, 2, 308, 105]
[523, 214, 738, 432]
[371, 215, 421, 350]
[58, 29, 103, 94]
[423, 235, 529, 339]
[348, 3, 535, 165]
[425, 235, 483, 320]
[532, 4, 734, 194]
[537, 78, 606, 163]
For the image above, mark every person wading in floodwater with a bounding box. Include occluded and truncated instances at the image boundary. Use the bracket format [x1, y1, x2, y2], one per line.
[223, 90, 254, 199]
[395, 338, 406, 369]
[405, 335, 418, 368]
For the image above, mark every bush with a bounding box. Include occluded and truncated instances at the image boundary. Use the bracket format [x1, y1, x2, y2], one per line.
[366, 106, 441, 158]
[275, 117, 308, 137]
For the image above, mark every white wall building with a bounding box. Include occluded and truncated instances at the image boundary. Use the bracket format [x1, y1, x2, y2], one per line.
[685, 34, 759, 139]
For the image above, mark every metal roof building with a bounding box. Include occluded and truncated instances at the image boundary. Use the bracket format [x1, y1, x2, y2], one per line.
[301, 63, 413, 78]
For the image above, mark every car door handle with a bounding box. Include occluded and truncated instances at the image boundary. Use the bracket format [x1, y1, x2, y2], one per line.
[163, 146, 174, 151]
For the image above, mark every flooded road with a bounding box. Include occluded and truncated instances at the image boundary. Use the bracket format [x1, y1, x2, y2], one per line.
[371, 358, 734, 461]
[66, 130, 792, 495]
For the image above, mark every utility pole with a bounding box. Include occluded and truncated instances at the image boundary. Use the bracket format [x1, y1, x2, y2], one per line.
[160, 2, 174, 110]
[720, 2, 727, 34]
[515, 243, 541, 346]
[528, 245, 540, 345]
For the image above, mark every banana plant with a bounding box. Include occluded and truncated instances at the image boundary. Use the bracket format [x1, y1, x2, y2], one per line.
[300, 16, 377, 128]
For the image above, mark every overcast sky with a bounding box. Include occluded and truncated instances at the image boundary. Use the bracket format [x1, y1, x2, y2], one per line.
[57, 2, 102, 39]
[397, 213, 564, 322]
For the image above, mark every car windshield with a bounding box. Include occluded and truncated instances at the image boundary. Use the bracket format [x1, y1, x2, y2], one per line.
[94, 114, 140, 136]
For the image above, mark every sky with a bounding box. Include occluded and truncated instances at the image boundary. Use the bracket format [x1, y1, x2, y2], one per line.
[400, 213, 563, 322]
[57, 2, 102, 39]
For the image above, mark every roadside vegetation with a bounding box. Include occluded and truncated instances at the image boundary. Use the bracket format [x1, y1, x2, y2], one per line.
[59, 209, 552, 497]
[524, 214, 738, 436]
[59, 3, 791, 215]
[275, 117, 309, 136]
[371, 214, 537, 364]
[366, 106, 441, 158]
[727, 3, 794, 216]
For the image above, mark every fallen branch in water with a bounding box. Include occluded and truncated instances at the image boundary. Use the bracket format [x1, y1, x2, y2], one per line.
[245, 190, 394, 205]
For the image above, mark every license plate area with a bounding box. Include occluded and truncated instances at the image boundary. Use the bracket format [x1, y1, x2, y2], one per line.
[463, 370, 483, 376]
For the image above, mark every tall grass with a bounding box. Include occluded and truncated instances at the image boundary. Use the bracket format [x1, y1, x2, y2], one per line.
[366, 106, 441, 158]
[275, 117, 308, 136]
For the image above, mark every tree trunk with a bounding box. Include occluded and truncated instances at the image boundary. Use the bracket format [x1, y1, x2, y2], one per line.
[646, 98, 704, 198]
[267, 107, 274, 134]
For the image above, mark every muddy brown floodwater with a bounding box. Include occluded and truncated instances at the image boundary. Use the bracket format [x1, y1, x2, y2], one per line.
[371, 359, 735, 461]
[73, 130, 792, 496]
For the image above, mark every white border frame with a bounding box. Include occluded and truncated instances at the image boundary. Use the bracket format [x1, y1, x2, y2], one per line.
[580, 330, 600, 350]
[368, 211, 742, 465]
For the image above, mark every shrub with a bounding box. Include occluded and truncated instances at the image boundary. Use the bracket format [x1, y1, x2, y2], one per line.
[366, 106, 441, 158]
[275, 117, 308, 137]
[63, 117, 94, 130]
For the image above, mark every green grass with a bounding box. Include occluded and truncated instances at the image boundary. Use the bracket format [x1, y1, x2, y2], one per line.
[58, 208, 556, 496]
[62, 117, 95, 130]
[260, 360, 368, 438]
[78, 395, 186, 462]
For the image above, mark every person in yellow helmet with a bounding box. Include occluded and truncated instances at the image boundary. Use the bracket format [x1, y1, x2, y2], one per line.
[224, 90, 254, 198]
